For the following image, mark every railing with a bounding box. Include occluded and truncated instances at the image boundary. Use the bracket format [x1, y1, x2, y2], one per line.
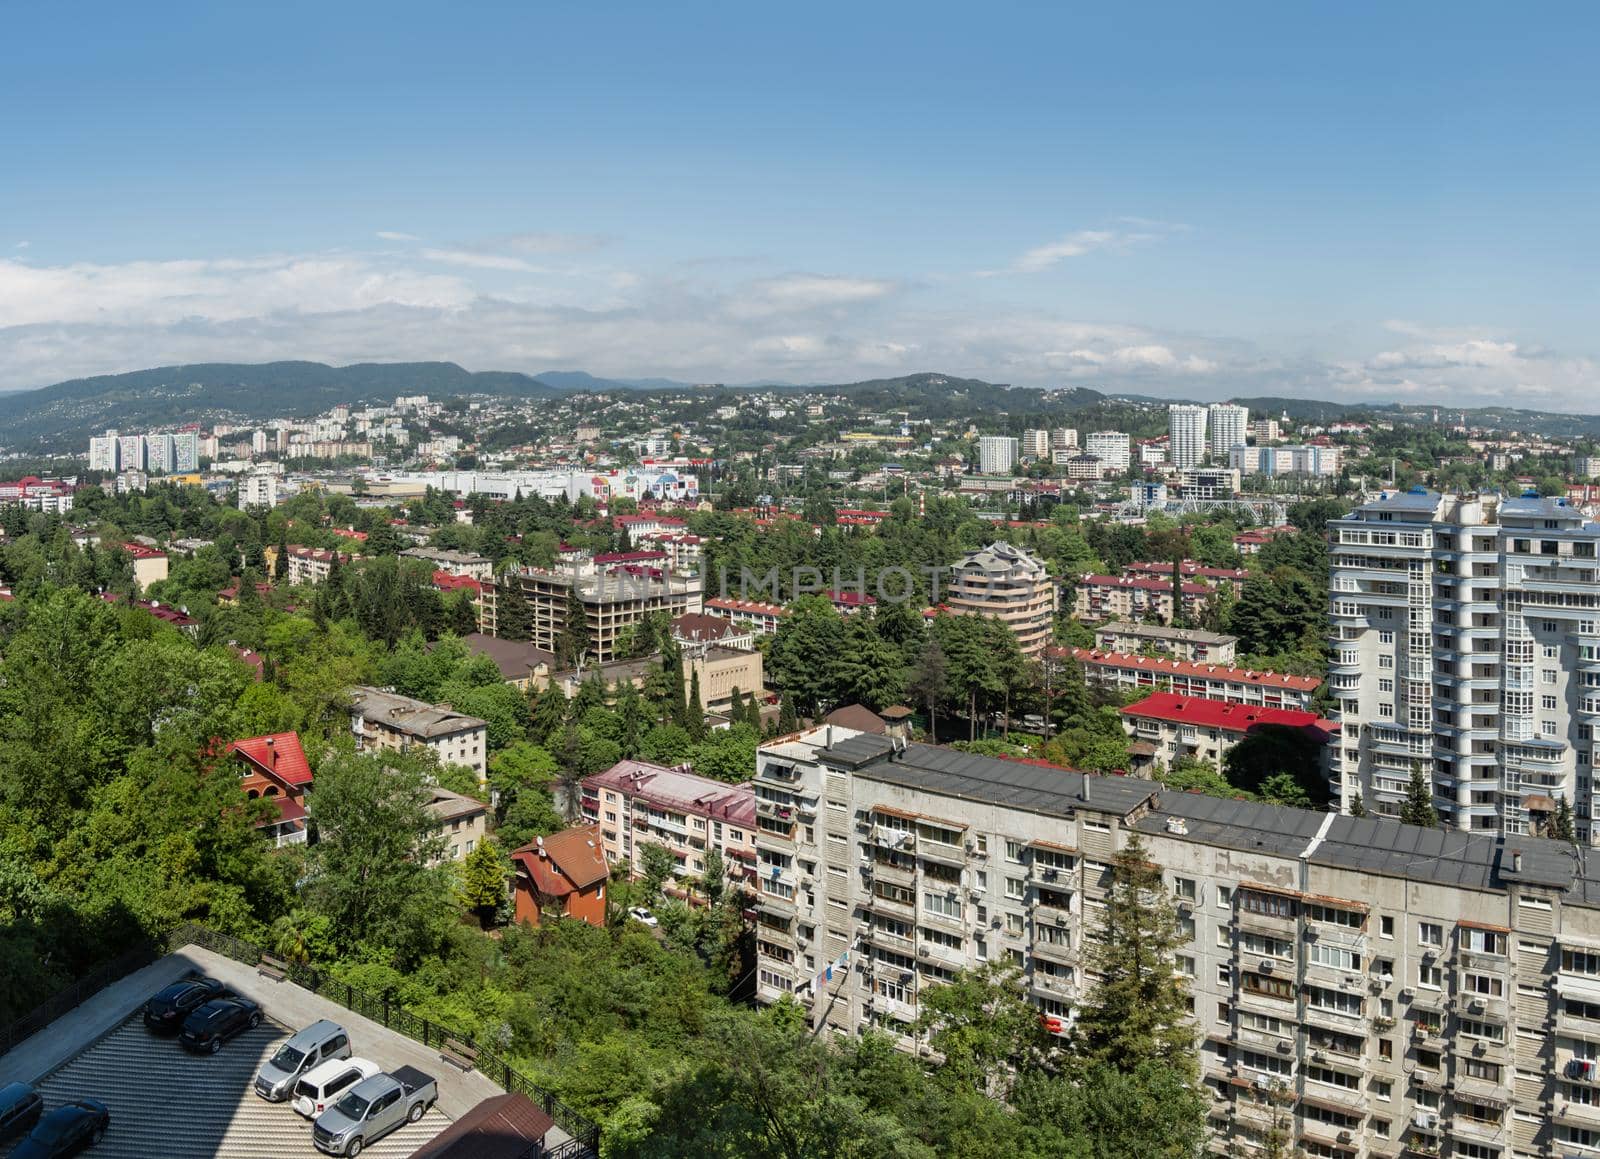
[0, 940, 160, 1057]
[168, 923, 601, 1157]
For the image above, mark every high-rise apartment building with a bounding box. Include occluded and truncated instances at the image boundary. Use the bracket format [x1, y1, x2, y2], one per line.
[1020, 429, 1051, 459]
[116, 434, 146, 474]
[753, 725, 1600, 1159]
[1232, 445, 1342, 477]
[1083, 431, 1131, 472]
[1252, 418, 1282, 443]
[145, 434, 176, 473]
[172, 431, 200, 472]
[483, 559, 703, 663]
[88, 431, 119, 473]
[977, 436, 1018, 476]
[1208, 403, 1250, 459]
[1050, 428, 1079, 452]
[240, 471, 279, 509]
[943, 542, 1057, 659]
[1168, 405, 1209, 469]
[1331, 490, 1600, 844]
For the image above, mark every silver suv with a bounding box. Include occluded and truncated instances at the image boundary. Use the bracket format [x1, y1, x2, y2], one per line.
[254, 1020, 352, 1101]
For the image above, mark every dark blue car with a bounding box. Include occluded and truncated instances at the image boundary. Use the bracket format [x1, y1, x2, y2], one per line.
[10, 1098, 109, 1158]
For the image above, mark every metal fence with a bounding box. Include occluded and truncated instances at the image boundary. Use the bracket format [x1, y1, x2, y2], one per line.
[167, 924, 602, 1157]
[0, 940, 160, 1058]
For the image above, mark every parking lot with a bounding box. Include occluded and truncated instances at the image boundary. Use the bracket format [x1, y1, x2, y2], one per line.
[0, 1012, 447, 1159]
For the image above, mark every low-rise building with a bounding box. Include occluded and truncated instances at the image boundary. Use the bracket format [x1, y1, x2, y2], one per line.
[1067, 647, 1319, 710]
[1091, 621, 1238, 663]
[226, 732, 313, 847]
[426, 787, 489, 862]
[121, 542, 169, 592]
[1123, 560, 1249, 596]
[457, 632, 555, 689]
[671, 612, 756, 651]
[1119, 691, 1334, 771]
[704, 597, 789, 636]
[1072, 574, 1215, 623]
[510, 826, 609, 927]
[282, 545, 359, 586]
[537, 645, 763, 716]
[582, 760, 757, 889]
[349, 686, 488, 785]
[399, 546, 495, 580]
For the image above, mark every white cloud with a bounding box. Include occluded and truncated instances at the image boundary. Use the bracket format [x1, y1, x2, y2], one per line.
[375, 231, 419, 241]
[418, 248, 540, 272]
[980, 224, 1172, 277]
[3, 246, 1598, 413]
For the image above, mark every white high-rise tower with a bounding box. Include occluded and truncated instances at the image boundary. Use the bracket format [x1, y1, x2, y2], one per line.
[1167, 405, 1208, 469]
[1208, 403, 1249, 459]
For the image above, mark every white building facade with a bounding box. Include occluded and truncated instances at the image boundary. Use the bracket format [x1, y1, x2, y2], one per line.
[1169, 405, 1209, 469]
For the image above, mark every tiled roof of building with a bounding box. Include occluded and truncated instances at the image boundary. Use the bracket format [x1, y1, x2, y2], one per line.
[585, 760, 756, 825]
[1124, 560, 1248, 582]
[705, 597, 789, 617]
[511, 825, 609, 896]
[226, 732, 313, 787]
[672, 613, 742, 642]
[426, 787, 488, 823]
[1119, 692, 1328, 734]
[1069, 648, 1320, 692]
[823, 704, 888, 734]
[458, 632, 554, 680]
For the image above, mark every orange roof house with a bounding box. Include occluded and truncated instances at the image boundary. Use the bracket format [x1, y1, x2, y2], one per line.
[510, 825, 610, 927]
[225, 732, 313, 846]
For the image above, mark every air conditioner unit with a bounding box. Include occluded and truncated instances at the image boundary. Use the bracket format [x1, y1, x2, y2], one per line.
[1260, 961, 1274, 974]
[1413, 1111, 1437, 1130]
[1055, 913, 1067, 926]
[1472, 1041, 1486, 1055]
[1468, 998, 1485, 1014]
[1337, 1131, 1353, 1144]
[1380, 972, 1394, 986]
[990, 917, 1002, 928]
[1275, 1040, 1292, 1055]
[1400, 987, 1414, 1000]
[917, 947, 931, 958]
[1312, 1049, 1327, 1063]
[1252, 1073, 1272, 1091]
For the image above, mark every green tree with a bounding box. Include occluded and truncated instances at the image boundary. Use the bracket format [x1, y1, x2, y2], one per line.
[1554, 796, 1578, 843]
[639, 842, 677, 902]
[458, 837, 513, 926]
[686, 669, 707, 741]
[1348, 791, 1366, 818]
[1072, 833, 1197, 1078]
[303, 747, 456, 962]
[1400, 761, 1438, 828]
[913, 962, 1049, 1099]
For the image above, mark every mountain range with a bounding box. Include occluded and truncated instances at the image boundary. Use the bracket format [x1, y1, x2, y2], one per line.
[2, 359, 1599, 454]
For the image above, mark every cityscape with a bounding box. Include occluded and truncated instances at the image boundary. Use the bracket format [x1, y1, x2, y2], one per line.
[4, 3, 1600, 1159]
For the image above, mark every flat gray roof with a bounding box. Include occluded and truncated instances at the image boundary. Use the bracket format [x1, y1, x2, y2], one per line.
[819, 735, 1159, 819]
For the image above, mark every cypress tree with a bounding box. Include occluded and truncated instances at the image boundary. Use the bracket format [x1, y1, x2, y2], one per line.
[1349, 791, 1367, 818]
[1072, 832, 1197, 1078]
[777, 693, 798, 735]
[686, 669, 706, 740]
[1399, 761, 1438, 828]
[1554, 796, 1578, 844]
[729, 686, 746, 725]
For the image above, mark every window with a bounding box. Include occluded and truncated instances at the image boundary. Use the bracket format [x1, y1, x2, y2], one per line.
[1240, 932, 1294, 959]
[1217, 885, 1233, 909]
[1543, 694, 1558, 711]
[923, 892, 961, 918]
[1243, 973, 1294, 1001]
[1174, 876, 1196, 901]
[1380, 915, 1394, 938]
[1005, 840, 1025, 862]
[1418, 922, 1443, 946]
[1005, 912, 1024, 935]
[1418, 963, 1442, 989]
[1545, 668, 1559, 684]
[1308, 943, 1362, 971]
[1461, 927, 1507, 955]
[1005, 877, 1025, 900]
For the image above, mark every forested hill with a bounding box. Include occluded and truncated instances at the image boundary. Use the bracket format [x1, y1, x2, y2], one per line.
[0, 361, 560, 449]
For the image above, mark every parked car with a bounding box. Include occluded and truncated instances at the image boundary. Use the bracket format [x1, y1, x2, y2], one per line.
[254, 1019, 352, 1101]
[292, 1057, 381, 1120]
[178, 997, 261, 1054]
[0, 1082, 44, 1143]
[142, 976, 225, 1034]
[627, 906, 659, 927]
[10, 1098, 109, 1159]
[312, 1067, 436, 1157]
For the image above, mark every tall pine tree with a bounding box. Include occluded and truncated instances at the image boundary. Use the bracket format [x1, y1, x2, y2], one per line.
[1399, 761, 1438, 828]
[1073, 832, 1198, 1079]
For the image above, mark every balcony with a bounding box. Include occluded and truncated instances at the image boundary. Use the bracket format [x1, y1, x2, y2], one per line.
[1410, 1022, 1446, 1051]
[1029, 971, 1075, 999]
[869, 859, 917, 887]
[918, 840, 967, 869]
[916, 939, 967, 970]
[1031, 937, 1075, 965]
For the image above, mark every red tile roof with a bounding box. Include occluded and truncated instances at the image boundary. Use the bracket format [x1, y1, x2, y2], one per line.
[120, 543, 168, 559]
[1121, 692, 1329, 737]
[584, 760, 756, 826]
[1125, 560, 1248, 582]
[511, 824, 609, 896]
[226, 732, 313, 787]
[1069, 648, 1320, 692]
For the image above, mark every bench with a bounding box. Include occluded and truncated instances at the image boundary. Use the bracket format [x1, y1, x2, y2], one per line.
[257, 954, 289, 982]
[440, 1037, 479, 1072]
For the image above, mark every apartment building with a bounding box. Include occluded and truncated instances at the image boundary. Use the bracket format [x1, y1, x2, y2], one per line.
[122, 543, 168, 592]
[582, 760, 757, 889]
[1170, 405, 1209, 469]
[426, 787, 488, 862]
[1232, 444, 1343, 477]
[481, 558, 703, 663]
[1176, 467, 1243, 501]
[753, 728, 1600, 1159]
[1092, 620, 1239, 663]
[704, 596, 789, 636]
[1020, 429, 1051, 459]
[1073, 574, 1216, 623]
[535, 644, 763, 716]
[1125, 560, 1250, 597]
[977, 436, 1019, 476]
[1331, 491, 1600, 843]
[1208, 403, 1250, 459]
[348, 685, 488, 785]
[1068, 647, 1319, 710]
[1084, 431, 1132, 472]
[944, 542, 1058, 659]
[399, 546, 495, 580]
[282, 545, 359, 586]
[1120, 691, 1334, 771]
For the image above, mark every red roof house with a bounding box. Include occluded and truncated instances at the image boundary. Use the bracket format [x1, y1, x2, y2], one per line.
[510, 825, 610, 928]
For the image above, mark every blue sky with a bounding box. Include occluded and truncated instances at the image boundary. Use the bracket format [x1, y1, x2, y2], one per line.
[3, 1, 1598, 407]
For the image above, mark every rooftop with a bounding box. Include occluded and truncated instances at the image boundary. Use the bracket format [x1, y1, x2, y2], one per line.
[350, 686, 489, 739]
[511, 825, 610, 896]
[1094, 620, 1237, 645]
[1068, 647, 1320, 692]
[585, 759, 756, 825]
[1119, 692, 1329, 734]
[457, 632, 555, 680]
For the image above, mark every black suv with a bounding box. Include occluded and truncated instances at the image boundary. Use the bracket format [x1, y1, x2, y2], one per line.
[142, 976, 226, 1034]
[0, 1082, 44, 1144]
[179, 997, 262, 1054]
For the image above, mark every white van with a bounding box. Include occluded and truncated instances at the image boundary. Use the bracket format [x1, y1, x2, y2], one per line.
[292, 1056, 382, 1119]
